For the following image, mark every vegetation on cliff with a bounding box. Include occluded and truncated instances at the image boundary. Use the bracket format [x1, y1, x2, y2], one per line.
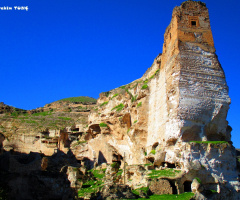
[55, 96, 97, 104]
[0, 96, 95, 137]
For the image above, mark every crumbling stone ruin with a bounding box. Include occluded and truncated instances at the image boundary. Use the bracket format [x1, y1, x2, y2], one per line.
[0, 1, 240, 199]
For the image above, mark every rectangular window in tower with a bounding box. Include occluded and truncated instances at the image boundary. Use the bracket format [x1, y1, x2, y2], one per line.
[191, 21, 196, 26]
[189, 16, 199, 28]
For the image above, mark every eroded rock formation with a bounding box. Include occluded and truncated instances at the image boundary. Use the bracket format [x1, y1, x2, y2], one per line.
[72, 1, 240, 198]
[0, 1, 239, 199]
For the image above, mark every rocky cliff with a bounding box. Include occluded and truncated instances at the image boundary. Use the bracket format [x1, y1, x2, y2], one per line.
[72, 1, 240, 199]
[0, 97, 96, 155]
[0, 1, 239, 199]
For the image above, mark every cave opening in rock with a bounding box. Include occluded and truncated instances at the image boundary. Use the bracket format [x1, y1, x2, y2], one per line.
[112, 153, 123, 167]
[184, 181, 192, 192]
[169, 180, 178, 194]
[147, 157, 155, 164]
[162, 162, 176, 168]
[71, 128, 79, 132]
[152, 142, 159, 150]
[167, 138, 177, 146]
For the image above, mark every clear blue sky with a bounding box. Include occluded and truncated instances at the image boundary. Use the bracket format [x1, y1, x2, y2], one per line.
[0, 0, 239, 148]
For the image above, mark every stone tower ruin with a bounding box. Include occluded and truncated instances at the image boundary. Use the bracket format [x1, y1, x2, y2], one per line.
[147, 1, 231, 148]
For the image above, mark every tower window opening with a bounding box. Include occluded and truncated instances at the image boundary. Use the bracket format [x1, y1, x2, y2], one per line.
[191, 21, 196, 26]
[189, 16, 199, 27]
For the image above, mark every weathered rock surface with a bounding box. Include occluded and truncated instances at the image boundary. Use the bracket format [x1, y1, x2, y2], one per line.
[72, 1, 240, 199]
[0, 1, 240, 199]
[149, 179, 173, 195]
[0, 97, 96, 156]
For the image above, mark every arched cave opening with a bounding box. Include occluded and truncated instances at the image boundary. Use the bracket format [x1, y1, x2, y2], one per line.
[167, 138, 177, 146]
[162, 162, 176, 168]
[184, 181, 192, 192]
[147, 157, 155, 164]
[169, 180, 178, 194]
[152, 142, 159, 150]
[112, 153, 123, 167]
[71, 127, 79, 132]
[85, 124, 101, 140]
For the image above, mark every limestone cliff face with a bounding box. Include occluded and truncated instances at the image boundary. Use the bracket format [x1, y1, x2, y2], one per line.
[75, 1, 240, 197]
[82, 1, 231, 164]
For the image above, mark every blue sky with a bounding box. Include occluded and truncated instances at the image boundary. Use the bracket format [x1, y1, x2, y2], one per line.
[0, 0, 239, 148]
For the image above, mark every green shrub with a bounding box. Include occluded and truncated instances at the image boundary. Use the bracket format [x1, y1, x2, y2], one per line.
[124, 88, 137, 102]
[99, 123, 108, 127]
[131, 95, 138, 102]
[125, 89, 132, 97]
[26, 120, 37, 124]
[142, 192, 194, 200]
[11, 112, 20, 117]
[32, 111, 52, 116]
[111, 103, 124, 111]
[134, 120, 138, 124]
[100, 101, 109, 107]
[119, 85, 126, 89]
[210, 190, 218, 194]
[111, 162, 120, 168]
[132, 187, 149, 196]
[102, 91, 110, 97]
[137, 102, 142, 107]
[144, 163, 153, 166]
[190, 141, 228, 144]
[90, 169, 106, 179]
[148, 168, 181, 179]
[78, 179, 103, 197]
[58, 96, 97, 104]
[111, 93, 119, 99]
[194, 177, 202, 184]
[149, 69, 160, 79]
[150, 150, 156, 155]
[141, 84, 148, 89]
[58, 117, 71, 120]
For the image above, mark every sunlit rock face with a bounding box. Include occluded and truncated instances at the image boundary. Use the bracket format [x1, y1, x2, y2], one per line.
[147, 1, 231, 149]
[73, 1, 240, 198]
[84, 0, 231, 164]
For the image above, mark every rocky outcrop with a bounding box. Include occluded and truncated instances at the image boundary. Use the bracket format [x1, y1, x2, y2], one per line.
[0, 150, 80, 199]
[0, 97, 96, 156]
[71, 1, 240, 198]
[149, 179, 173, 195]
[0, 1, 239, 199]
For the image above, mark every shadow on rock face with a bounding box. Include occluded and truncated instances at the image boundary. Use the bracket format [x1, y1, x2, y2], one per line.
[0, 149, 80, 200]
